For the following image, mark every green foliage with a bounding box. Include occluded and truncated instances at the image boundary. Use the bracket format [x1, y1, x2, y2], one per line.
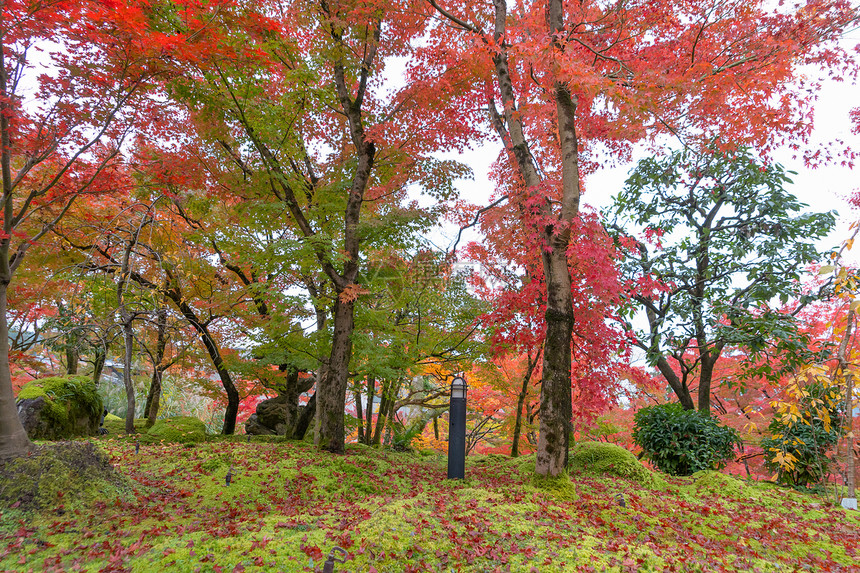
[142, 416, 207, 445]
[762, 381, 845, 487]
[609, 145, 836, 394]
[633, 403, 740, 476]
[17, 375, 103, 439]
[569, 441, 667, 488]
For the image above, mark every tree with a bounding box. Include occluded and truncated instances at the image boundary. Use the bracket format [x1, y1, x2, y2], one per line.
[426, 0, 857, 475]
[609, 146, 835, 414]
[135, 0, 472, 451]
[463, 210, 628, 457]
[0, 1, 157, 457]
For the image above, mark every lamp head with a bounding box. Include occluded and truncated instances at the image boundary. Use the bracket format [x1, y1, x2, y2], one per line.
[451, 375, 467, 399]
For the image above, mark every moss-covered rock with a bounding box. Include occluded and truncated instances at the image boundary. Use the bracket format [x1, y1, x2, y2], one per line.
[143, 416, 207, 444]
[16, 375, 103, 440]
[0, 441, 131, 511]
[100, 416, 149, 436]
[690, 470, 747, 498]
[569, 441, 666, 488]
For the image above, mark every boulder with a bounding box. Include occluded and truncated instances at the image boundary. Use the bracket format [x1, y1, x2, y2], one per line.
[245, 394, 297, 437]
[16, 376, 103, 440]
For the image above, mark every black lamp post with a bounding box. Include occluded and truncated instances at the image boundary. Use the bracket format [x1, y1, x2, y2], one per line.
[447, 375, 467, 479]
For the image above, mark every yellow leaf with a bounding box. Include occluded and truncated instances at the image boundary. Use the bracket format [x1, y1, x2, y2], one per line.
[847, 238, 855, 251]
[819, 265, 836, 275]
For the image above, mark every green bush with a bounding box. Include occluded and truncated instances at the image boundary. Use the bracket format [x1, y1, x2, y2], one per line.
[761, 382, 844, 487]
[633, 403, 740, 476]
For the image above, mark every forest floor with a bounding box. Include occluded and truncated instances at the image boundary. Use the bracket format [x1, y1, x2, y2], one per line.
[1, 433, 858, 573]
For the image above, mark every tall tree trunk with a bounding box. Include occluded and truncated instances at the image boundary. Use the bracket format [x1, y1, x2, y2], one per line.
[66, 346, 79, 375]
[144, 305, 168, 424]
[294, 392, 316, 441]
[463, 0, 580, 476]
[354, 384, 364, 443]
[92, 345, 106, 388]
[511, 352, 539, 458]
[837, 309, 856, 501]
[0, 27, 34, 457]
[117, 226, 144, 435]
[317, 296, 355, 452]
[0, 283, 34, 457]
[372, 379, 397, 446]
[698, 353, 719, 415]
[121, 319, 135, 434]
[365, 375, 375, 446]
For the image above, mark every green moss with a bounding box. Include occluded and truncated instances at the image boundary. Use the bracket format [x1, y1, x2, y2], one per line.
[530, 472, 578, 501]
[691, 470, 747, 498]
[569, 441, 666, 488]
[143, 416, 207, 444]
[101, 417, 149, 436]
[17, 375, 103, 439]
[0, 441, 131, 511]
[6, 438, 857, 572]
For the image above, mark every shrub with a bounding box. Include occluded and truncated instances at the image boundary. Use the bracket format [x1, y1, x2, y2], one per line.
[633, 403, 740, 476]
[761, 381, 844, 487]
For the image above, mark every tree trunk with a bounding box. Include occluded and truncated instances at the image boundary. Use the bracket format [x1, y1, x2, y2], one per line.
[845, 369, 856, 500]
[365, 375, 375, 446]
[657, 356, 696, 410]
[121, 319, 135, 434]
[66, 346, 79, 375]
[512, 353, 538, 458]
[536, 299, 574, 475]
[92, 345, 106, 388]
[317, 296, 355, 453]
[372, 379, 395, 446]
[169, 293, 239, 434]
[698, 353, 718, 415]
[354, 384, 364, 443]
[837, 309, 856, 501]
[0, 283, 34, 457]
[294, 392, 316, 441]
[144, 306, 168, 425]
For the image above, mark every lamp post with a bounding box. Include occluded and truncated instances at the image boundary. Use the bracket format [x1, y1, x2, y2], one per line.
[448, 375, 467, 479]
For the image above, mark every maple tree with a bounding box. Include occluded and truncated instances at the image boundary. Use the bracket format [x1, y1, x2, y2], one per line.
[463, 206, 629, 458]
[425, 0, 857, 475]
[0, 0, 161, 457]
[132, 0, 475, 451]
[347, 250, 486, 447]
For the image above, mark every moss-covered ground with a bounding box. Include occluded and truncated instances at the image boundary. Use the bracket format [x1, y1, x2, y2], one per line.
[1, 435, 857, 572]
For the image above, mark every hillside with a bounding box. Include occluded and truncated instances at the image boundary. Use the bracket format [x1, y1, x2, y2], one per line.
[1, 435, 858, 572]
